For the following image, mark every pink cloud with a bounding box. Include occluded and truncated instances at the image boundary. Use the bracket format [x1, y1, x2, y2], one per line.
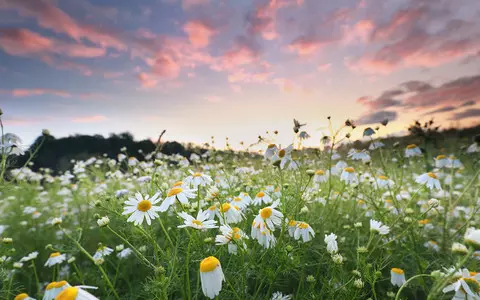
[137, 72, 158, 88]
[182, 0, 209, 10]
[7, 88, 72, 97]
[317, 63, 332, 72]
[0, 28, 107, 58]
[342, 19, 375, 44]
[288, 36, 325, 56]
[1, 0, 126, 51]
[204, 95, 222, 103]
[72, 115, 107, 123]
[183, 20, 216, 48]
[41, 56, 94, 76]
[150, 53, 181, 79]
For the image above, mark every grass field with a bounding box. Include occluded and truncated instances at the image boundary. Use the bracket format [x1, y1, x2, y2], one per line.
[1, 120, 480, 300]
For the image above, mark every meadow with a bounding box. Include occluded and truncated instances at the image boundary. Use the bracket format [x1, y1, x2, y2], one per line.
[1, 117, 480, 300]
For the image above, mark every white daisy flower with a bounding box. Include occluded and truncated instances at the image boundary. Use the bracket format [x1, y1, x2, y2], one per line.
[271, 291, 292, 300]
[200, 256, 225, 299]
[347, 149, 371, 162]
[216, 203, 243, 224]
[44, 252, 66, 267]
[252, 191, 273, 206]
[256, 228, 276, 249]
[405, 144, 422, 157]
[184, 170, 213, 187]
[43, 280, 71, 300]
[215, 225, 247, 255]
[20, 251, 39, 262]
[117, 248, 133, 259]
[159, 186, 197, 212]
[230, 192, 251, 209]
[435, 154, 449, 168]
[92, 246, 113, 260]
[391, 268, 406, 287]
[178, 210, 218, 230]
[53, 286, 99, 300]
[287, 220, 297, 237]
[271, 144, 294, 169]
[370, 219, 390, 235]
[294, 222, 315, 242]
[376, 175, 394, 188]
[442, 269, 480, 299]
[340, 167, 358, 185]
[14, 293, 35, 300]
[369, 141, 385, 150]
[465, 228, 480, 250]
[253, 201, 283, 231]
[264, 144, 278, 160]
[446, 155, 463, 169]
[313, 170, 328, 183]
[415, 172, 442, 190]
[122, 192, 162, 226]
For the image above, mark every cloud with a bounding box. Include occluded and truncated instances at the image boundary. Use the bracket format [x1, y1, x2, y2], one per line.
[356, 89, 404, 109]
[449, 108, 480, 120]
[1, 116, 49, 126]
[72, 115, 107, 123]
[0, 88, 72, 97]
[137, 72, 158, 88]
[182, 0, 209, 10]
[422, 106, 456, 115]
[0, 28, 106, 58]
[0, 0, 126, 51]
[356, 110, 398, 125]
[183, 20, 216, 48]
[317, 63, 332, 72]
[462, 100, 476, 107]
[288, 35, 326, 56]
[204, 95, 222, 103]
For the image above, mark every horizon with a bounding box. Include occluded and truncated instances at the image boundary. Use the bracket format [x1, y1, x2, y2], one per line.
[1, 0, 480, 149]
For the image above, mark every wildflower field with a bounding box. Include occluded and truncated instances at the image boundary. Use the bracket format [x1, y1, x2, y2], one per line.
[1, 118, 480, 300]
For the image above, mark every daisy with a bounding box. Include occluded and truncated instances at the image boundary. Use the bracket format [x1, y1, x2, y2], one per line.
[391, 268, 406, 287]
[324, 233, 338, 253]
[44, 252, 66, 267]
[20, 251, 39, 262]
[200, 256, 225, 299]
[424, 240, 440, 252]
[184, 170, 213, 187]
[122, 192, 162, 226]
[117, 248, 133, 259]
[215, 225, 247, 255]
[256, 228, 277, 249]
[178, 210, 218, 230]
[347, 149, 371, 162]
[435, 155, 448, 168]
[264, 144, 278, 160]
[415, 172, 442, 190]
[376, 175, 394, 188]
[293, 222, 315, 242]
[216, 203, 243, 224]
[43, 280, 71, 300]
[231, 192, 251, 209]
[340, 167, 358, 185]
[405, 144, 422, 157]
[14, 293, 35, 300]
[465, 228, 480, 249]
[159, 186, 197, 212]
[206, 204, 218, 220]
[252, 191, 273, 206]
[370, 219, 390, 235]
[54, 286, 99, 300]
[447, 155, 463, 169]
[442, 269, 480, 299]
[271, 144, 294, 169]
[369, 141, 385, 150]
[93, 245, 113, 260]
[467, 143, 479, 153]
[288, 220, 297, 237]
[313, 170, 328, 183]
[253, 201, 283, 231]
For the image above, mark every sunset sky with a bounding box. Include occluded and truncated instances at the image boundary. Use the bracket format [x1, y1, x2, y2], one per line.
[1, 0, 479, 149]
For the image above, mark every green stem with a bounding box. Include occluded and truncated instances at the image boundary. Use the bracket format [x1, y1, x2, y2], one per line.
[395, 274, 432, 300]
[31, 261, 40, 295]
[106, 225, 155, 268]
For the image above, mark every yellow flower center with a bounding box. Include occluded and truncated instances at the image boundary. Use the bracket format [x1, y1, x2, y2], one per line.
[288, 220, 297, 226]
[221, 203, 231, 212]
[256, 191, 265, 198]
[192, 220, 203, 226]
[418, 219, 430, 225]
[14, 293, 29, 300]
[208, 205, 217, 211]
[137, 200, 152, 212]
[278, 149, 286, 158]
[232, 227, 240, 233]
[427, 172, 437, 179]
[297, 222, 309, 229]
[173, 181, 183, 187]
[378, 175, 388, 180]
[463, 277, 480, 293]
[233, 197, 242, 202]
[407, 144, 417, 149]
[274, 186, 281, 192]
[436, 154, 446, 160]
[260, 207, 273, 219]
[168, 187, 183, 197]
[429, 240, 438, 245]
[344, 167, 355, 173]
[267, 144, 276, 149]
[46, 282, 57, 290]
[357, 199, 365, 205]
[50, 252, 61, 258]
[233, 233, 241, 240]
[315, 170, 325, 175]
[470, 272, 479, 276]
[200, 256, 220, 273]
[54, 280, 68, 288]
[55, 287, 79, 300]
[385, 199, 392, 203]
[193, 173, 202, 177]
[391, 268, 404, 274]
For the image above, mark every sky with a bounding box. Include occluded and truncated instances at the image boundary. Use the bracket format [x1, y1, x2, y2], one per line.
[0, 0, 479, 149]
